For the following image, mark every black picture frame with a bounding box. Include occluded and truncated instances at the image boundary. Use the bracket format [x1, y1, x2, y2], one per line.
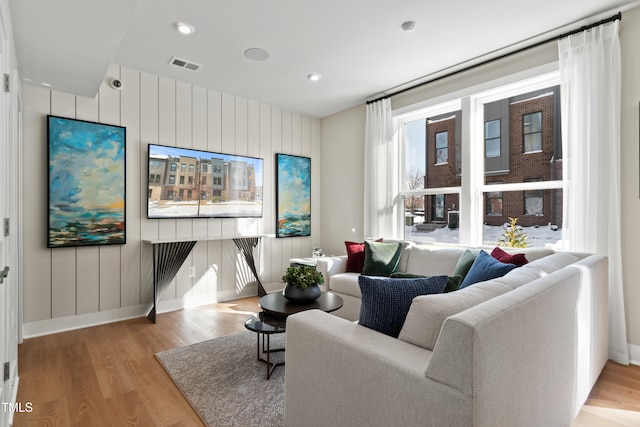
[47, 115, 126, 248]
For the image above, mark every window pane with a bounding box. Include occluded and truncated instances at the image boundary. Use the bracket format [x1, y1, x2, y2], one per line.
[435, 131, 448, 164]
[484, 86, 561, 193]
[403, 119, 426, 192]
[523, 112, 542, 133]
[404, 193, 460, 244]
[524, 132, 541, 152]
[482, 189, 563, 247]
[486, 138, 501, 158]
[485, 119, 500, 139]
[524, 189, 544, 216]
[486, 191, 503, 215]
[433, 194, 445, 220]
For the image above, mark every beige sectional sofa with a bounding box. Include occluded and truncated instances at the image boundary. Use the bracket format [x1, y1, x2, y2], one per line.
[284, 243, 608, 427]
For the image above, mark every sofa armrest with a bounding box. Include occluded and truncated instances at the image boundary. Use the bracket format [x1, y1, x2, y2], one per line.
[284, 310, 471, 427]
[315, 255, 347, 290]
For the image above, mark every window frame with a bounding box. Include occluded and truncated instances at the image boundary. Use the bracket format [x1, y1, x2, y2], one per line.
[396, 71, 562, 247]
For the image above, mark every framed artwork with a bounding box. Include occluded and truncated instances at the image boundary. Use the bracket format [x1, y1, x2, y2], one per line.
[47, 115, 126, 248]
[276, 153, 311, 238]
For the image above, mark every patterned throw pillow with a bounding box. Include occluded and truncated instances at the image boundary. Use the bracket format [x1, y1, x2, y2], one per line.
[358, 275, 448, 338]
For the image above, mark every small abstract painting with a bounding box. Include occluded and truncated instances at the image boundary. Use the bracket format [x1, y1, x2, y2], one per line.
[276, 153, 311, 238]
[47, 115, 126, 248]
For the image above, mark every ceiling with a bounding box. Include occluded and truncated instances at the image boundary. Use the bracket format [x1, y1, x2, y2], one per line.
[8, 0, 639, 118]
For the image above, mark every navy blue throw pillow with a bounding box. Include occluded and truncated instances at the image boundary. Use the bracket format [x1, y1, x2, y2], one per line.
[459, 250, 517, 289]
[358, 275, 448, 338]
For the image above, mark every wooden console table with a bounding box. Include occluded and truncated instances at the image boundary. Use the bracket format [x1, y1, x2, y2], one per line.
[143, 235, 269, 323]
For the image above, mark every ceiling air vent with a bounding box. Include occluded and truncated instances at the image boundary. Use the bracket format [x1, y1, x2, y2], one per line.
[169, 56, 202, 71]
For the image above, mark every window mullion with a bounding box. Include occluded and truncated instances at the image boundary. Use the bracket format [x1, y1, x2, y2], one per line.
[459, 95, 479, 246]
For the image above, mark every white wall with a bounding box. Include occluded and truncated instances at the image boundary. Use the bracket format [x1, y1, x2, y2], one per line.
[22, 65, 320, 337]
[319, 7, 640, 360]
[319, 104, 365, 256]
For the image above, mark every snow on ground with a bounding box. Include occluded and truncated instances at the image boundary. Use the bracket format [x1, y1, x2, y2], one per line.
[406, 222, 562, 248]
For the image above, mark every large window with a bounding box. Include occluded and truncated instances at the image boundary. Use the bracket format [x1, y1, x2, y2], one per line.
[398, 73, 562, 247]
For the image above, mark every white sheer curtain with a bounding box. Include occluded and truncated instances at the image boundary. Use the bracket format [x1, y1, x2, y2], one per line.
[364, 99, 401, 239]
[559, 20, 629, 365]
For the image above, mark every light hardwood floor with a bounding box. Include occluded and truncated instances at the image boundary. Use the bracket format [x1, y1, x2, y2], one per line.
[12, 296, 640, 426]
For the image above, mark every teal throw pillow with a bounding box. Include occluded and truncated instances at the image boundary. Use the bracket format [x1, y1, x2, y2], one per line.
[362, 241, 402, 277]
[459, 250, 517, 289]
[452, 249, 480, 281]
[358, 275, 448, 337]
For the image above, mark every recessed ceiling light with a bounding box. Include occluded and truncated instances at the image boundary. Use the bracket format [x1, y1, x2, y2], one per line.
[244, 48, 269, 61]
[401, 21, 416, 32]
[307, 73, 322, 82]
[41, 82, 52, 87]
[174, 22, 196, 35]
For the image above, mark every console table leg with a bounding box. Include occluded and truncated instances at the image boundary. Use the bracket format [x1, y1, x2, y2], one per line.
[147, 240, 198, 323]
[233, 237, 266, 296]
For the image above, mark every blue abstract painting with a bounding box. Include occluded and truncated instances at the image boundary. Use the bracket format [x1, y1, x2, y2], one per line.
[48, 116, 126, 248]
[276, 153, 311, 238]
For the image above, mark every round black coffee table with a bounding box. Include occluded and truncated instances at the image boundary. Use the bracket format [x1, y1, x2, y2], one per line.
[259, 291, 344, 315]
[245, 292, 343, 379]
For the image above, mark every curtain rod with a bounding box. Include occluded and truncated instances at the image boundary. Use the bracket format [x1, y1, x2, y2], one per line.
[366, 12, 622, 105]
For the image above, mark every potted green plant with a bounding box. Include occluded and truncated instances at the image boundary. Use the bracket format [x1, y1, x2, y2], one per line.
[282, 265, 324, 303]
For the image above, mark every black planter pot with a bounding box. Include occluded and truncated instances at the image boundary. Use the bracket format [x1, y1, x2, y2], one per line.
[283, 283, 321, 303]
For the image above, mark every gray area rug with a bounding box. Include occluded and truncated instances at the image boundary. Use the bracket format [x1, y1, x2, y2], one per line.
[155, 331, 285, 427]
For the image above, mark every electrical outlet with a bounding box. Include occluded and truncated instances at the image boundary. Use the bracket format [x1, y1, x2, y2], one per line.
[188, 266, 196, 278]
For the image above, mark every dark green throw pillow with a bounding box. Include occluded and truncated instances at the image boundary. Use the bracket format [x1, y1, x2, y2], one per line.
[444, 275, 462, 293]
[452, 249, 480, 281]
[362, 241, 402, 277]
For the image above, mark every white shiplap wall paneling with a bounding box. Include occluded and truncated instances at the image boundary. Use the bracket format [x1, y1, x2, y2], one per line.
[139, 72, 160, 305]
[22, 86, 52, 323]
[120, 66, 142, 308]
[99, 65, 124, 312]
[21, 65, 320, 336]
[75, 90, 100, 315]
[50, 91, 77, 319]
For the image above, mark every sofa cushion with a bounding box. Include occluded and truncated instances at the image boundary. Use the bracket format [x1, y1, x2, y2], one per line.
[516, 247, 555, 262]
[491, 266, 543, 290]
[330, 273, 362, 298]
[491, 246, 528, 267]
[452, 249, 480, 281]
[362, 241, 403, 277]
[459, 250, 517, 289]
[523, 252, 581, 275]
[398, 281, 512, 350]
[404, 246, 466, 277]
[358, 275, 448, 338]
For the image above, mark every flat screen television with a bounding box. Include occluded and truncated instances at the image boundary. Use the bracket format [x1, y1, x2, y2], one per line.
[147, 144, 264, 219]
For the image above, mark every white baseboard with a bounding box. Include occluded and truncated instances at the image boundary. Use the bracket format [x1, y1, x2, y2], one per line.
[629, 343, 640, 365]
[22, 286, 259, 339]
